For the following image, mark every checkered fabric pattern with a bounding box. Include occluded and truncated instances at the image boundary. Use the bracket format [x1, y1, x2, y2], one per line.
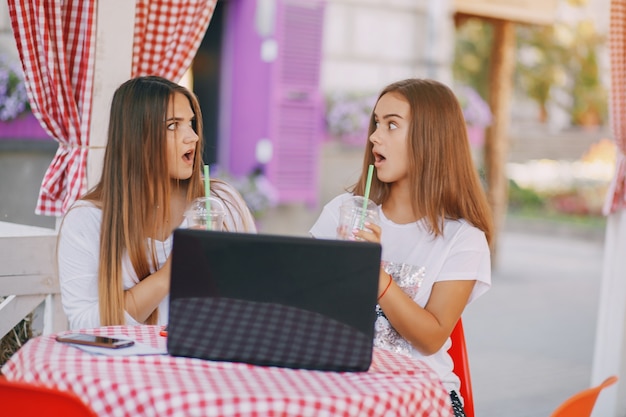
[132, 0, 216, 82]
[7, 0, 215, 217]
[2, 326, 454, 417]
[605, 0, 626, 215]
[8, 0, 96, 217]
[168, 297, 373, 371]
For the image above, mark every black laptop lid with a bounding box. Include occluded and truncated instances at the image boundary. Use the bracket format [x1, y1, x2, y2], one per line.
[167, 229, 381, 371]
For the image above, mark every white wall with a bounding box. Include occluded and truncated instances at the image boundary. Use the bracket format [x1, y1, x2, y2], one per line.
[0, 2, 19, 60]
[320, 0, 454, 95]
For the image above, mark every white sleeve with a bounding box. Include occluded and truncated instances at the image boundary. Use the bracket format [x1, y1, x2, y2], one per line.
[437, 223, 491, 305]
[214, 182, 257, 233]
[309, 194, 351, 239]
[57, 203, 104, 329]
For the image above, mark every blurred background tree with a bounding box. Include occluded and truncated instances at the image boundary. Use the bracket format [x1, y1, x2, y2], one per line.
[453, 17, 493, 101]
[515, 24, 568, 124]
[567, 20, 607, 126]
[453, 0, 608, 128]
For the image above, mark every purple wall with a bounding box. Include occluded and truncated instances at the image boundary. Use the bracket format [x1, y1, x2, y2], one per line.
[225, 0, 272, 176]
[0, 112, 52, 141]
[223, 0, 326, 206]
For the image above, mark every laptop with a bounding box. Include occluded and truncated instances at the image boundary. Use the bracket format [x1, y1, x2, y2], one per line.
[167, 229, 381, 372]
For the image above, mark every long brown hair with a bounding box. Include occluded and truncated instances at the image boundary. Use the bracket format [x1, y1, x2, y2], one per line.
[351, 78, 493, 245]
[80, 76, 243, 326]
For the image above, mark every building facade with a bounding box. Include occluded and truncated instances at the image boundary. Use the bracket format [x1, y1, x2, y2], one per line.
[0, 0, 453, 225]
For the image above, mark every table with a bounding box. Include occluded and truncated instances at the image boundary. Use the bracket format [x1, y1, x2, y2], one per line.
[1, 325, 454, 417]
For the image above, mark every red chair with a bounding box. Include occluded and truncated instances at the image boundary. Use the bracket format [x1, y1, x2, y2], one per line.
[448, 318, 475, 417]
[0, 376, 97, 417]
[549, 375, 618, 417]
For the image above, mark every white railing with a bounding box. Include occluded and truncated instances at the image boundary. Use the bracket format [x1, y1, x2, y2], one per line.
[0, 221, 67, 338]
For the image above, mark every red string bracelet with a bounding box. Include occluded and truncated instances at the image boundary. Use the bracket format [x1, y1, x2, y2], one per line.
[378, 273, 392, 302]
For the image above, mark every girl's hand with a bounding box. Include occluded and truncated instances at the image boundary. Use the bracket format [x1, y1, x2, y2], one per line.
[353, 221, 381, 243]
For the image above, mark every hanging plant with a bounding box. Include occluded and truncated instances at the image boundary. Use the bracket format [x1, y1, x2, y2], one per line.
[0, 54, 29, 122]
[325, 91, 377, 145]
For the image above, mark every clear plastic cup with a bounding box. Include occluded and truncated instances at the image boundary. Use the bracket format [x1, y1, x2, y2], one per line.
[337, 196, 379, 240]
[185, 197, 226, 231]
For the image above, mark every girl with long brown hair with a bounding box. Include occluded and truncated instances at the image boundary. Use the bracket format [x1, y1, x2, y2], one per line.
[310, 79, 493, 417]
[58, 76, 256, 329]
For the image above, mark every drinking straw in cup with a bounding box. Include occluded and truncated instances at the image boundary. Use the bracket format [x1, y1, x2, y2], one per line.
[204, 165, 212, 229]
[185, 165, 226, 231]
[360, 164, 374, 229]
[185, 197, 226, 231]
[337, 165, 378, 240]
[337, 196, 379, 240]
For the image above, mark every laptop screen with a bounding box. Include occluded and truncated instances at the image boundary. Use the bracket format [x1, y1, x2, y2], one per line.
[167, 229, 381, 371]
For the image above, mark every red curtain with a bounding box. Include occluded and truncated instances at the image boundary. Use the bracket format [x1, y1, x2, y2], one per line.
[8, 0, 96, 217]
[604, 0, 626, 215]
[8, 0, 215, 217]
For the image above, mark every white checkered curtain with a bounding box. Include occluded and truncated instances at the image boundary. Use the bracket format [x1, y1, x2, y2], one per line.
[8, 0, 96, 217]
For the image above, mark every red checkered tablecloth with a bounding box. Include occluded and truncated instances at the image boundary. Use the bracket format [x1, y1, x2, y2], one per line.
[2, 326, 453, 417]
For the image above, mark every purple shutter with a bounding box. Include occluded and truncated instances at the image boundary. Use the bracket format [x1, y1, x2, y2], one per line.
[225, 0, 325, 207]
[267, 0, 325, 206]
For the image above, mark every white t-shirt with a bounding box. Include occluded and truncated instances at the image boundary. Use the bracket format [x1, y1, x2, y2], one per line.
[58, 188, 256, 330]
[309, 193, 491, 394]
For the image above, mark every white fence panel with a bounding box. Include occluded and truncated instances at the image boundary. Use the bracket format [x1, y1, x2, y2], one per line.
[0, 221, 66, 338]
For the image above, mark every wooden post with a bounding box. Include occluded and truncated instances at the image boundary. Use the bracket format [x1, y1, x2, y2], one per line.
[483, 19, 516, 264]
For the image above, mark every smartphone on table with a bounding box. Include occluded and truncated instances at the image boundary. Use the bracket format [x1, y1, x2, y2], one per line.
[56, 333, 135, 349]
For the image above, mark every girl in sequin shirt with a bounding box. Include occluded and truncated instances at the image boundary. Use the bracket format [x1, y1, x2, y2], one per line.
[310, 78, 493, 417]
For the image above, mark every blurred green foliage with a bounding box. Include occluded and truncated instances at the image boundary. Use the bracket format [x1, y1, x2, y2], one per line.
[508, 179, 545, 211]
[453, 0, 608, 127]
[453, 19, 493, 101]
[568, 21, 607, 126]
[515, 24, 568, 123]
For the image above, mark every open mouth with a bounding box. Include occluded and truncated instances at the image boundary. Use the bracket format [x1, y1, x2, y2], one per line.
[183, 149, 194, 163]
[373, 152, 386, 164]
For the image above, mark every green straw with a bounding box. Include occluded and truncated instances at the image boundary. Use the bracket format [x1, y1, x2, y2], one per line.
[204, 165, 211, 230]
[359, 164, 374, 229]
